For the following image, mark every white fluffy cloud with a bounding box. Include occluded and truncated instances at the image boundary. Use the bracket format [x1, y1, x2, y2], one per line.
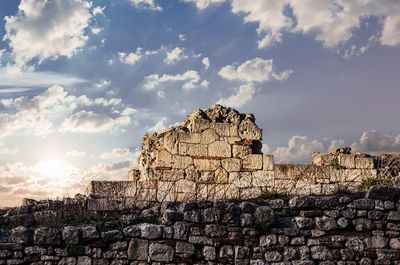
[3, 0, 93, 67]
[381, 12, 400, 46]
[130, 0, 162, 11]
[351, 130, 400, 153]
[61, 111, 131, 133]
[118, 47, 162, 65]
[143, 70, 208, 92]
[164, 47, 188, 65]
[0, 142, 18, 155]
[101, 147, 132, 159]
[273, 135, 325, 163]
[216, 83, 255, 108]
[202, 57, 210, 70]
[182, 0, 226, 9]
[219, 57, 293, 83]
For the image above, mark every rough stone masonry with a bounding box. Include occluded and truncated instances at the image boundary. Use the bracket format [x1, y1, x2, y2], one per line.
[87, 104, 398, 206]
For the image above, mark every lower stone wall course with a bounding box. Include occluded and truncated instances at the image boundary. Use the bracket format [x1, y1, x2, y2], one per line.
[1, 190, 400, 264]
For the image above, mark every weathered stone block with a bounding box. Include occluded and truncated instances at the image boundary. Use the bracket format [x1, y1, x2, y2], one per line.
[157, 181, 175, 202]
[229, 125, 239, 137]
[232, 144, 251, 158]
[210, 123, 231, 137]
[355, 156, 374, 169]
[178, 143, 207, 157]
[263, 155, 274, 170]
[208, 141, 231, 157]
[252, 171, 274, 187]
[171, 155, 193, 169]
[240, 187, 262, 199]
[163, 131, 179, 154]
[197, 184, 217, 201]
[215, 167, 229, 184]
[242, 154, 263, 170]
[214, 184, 240, 200]
[201, 128, 220, 144]
[179, 131, 201, 143]
[175, 179, 196, 193]
[339, 154, 356, 169]
[221, 158, 241, 172]
[194, 159, 220, 171]
[229, 172, 252, 188]
[156, 149, 172, 168]
[239, 120, 262, 140]
[128, 239, 148, 260]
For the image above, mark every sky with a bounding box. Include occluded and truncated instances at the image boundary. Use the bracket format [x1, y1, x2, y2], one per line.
[0, 0, 400, 206]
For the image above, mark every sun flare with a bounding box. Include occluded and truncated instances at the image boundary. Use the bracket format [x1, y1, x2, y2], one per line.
[34, 159, 69, 179]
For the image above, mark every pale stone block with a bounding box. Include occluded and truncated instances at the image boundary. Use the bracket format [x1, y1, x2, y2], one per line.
[134, 188, 157, 201]
[157, 181, 175, 202]
[312, 153, 336, 166]
[242, 154, 263, 170]
[185, 166, 200, 181]
[232, 144, 251, 158]
[238, 121, 262, 140]
[273, 179, 298, 194]
[128, 169, 140, 181]
[194, 159, 221, 171]
[263, 155, 274, 171]
[210, 123, 231, 137]
[159, 169, 185, 181]
[321, 184, 338, 195]
[189, 120, 211, 133]
[197, 184, 216, 200]
[240, 187, 262, 199]
[339, 154, 356, 169]
[221, 158, 241, 172]
[163, 132, 179, 155]
[171, 155, 193, 169]
[208, 141, 231, 157]
[355, 157, 374, 169]
[312, 152, 324, 166]
[201, 128, 219, 144]
[229, 125, 239, 137]
[178, 143, 208, 157]
[329, 167, 343, 182]
[221, 136, 241, 144]
[176, 192, 197, 201]
[215, 184, 239, 200]
[229, 172, 252, 188]
[179, 132, 201, 143]
[175, 179, 196, 193]
[199, 171, 215, 183]
[215, 167, 229, 184]
[252, 171, 274, 187]
[342, 169, 363, 182]
[156, 149, 172, 168]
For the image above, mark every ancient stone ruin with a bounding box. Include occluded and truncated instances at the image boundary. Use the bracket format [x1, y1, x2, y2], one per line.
[87, 105, 399, 207]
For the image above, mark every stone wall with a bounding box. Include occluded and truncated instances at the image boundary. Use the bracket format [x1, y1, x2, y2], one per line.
[87, 105, 398, 203]
[1, 189, 400, 264]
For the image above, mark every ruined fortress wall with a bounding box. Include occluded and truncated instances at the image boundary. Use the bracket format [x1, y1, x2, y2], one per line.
[1, 190, 400, 264]
[87, 105, 389, 203]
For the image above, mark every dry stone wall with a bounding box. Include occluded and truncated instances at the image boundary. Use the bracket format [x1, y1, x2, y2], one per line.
[87, 105, 397, 203]
[2, 189, 400, 264]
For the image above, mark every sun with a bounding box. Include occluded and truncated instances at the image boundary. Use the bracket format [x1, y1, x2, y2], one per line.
[34, 159, 69, 179]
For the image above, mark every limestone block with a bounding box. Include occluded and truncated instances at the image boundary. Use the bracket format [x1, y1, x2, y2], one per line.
[252, 171, 274, 187]
[342, 169, 363, 182]
[321, 184, 339, 195]
[355, 157, 374, 169]
[239, 120, 262, 140]
[197, 184, 217, 200]
[171, 155, 193, 169]
[134, 188, 157, 201]
[201, 128, 220, 144]
[179, 132, 201, 143]
[229, 125, 239, 137]
[215, 184, 239, 200]
[295, 181, 322, 195]
[240, 187, 262, 199]
[312, 153, 335, 166]
[156, 149, 172, 168]
[229, 172, 252, 188]
[210, 123, 231, 137]
[208, 141, 231, 157]
[242, 154, 263, 170]
[87, 181, 137, 198]
[194, 159, 221, 171]
[128, 169, 140, 181]
[263, 155, 274, 170]
[339, 154, 356, 169]
[175, 179, 196, 194]
[232, 144, 251, 158]
[221, 158, 241, 172]
[185, 166, 200, 181]
[163, 131, 179, 155]
[273, 179, 298, 194]
[215, 167, 229, 184]
[329, 167, 343, 182]
[158, 169, 185, 181]
[157, 181, 176, 202]
[199, 171, 215, 183]
[189, 120, 211, 133]
[176, 192, 197, 201]
[178, 143, 208, 157]
[221, 136, 241, 144]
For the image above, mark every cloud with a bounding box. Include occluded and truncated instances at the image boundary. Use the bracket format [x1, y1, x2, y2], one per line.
[182, 0, 226, 10]
[0, 142, 18, 155]
[351, 130, 400, 153]
[381, 12, 400, 46]
[148, 117, 168, 132]
[61, 110, 131, 133]
[164, 47, 188, 65]
[66, 150, 86, 157]
[273, 135, 325, 163]
[101, 147, 132, 159]
[219, 57, 293, 83]
[216, 83, 255, 108]
[178, 34, 187, 41]
[202, 57, 210, 70]
[3, 0, 93, 68]
[143, 70, 208, 92]
[118, 47, 162, 65]
[130, 0, 162, 11]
